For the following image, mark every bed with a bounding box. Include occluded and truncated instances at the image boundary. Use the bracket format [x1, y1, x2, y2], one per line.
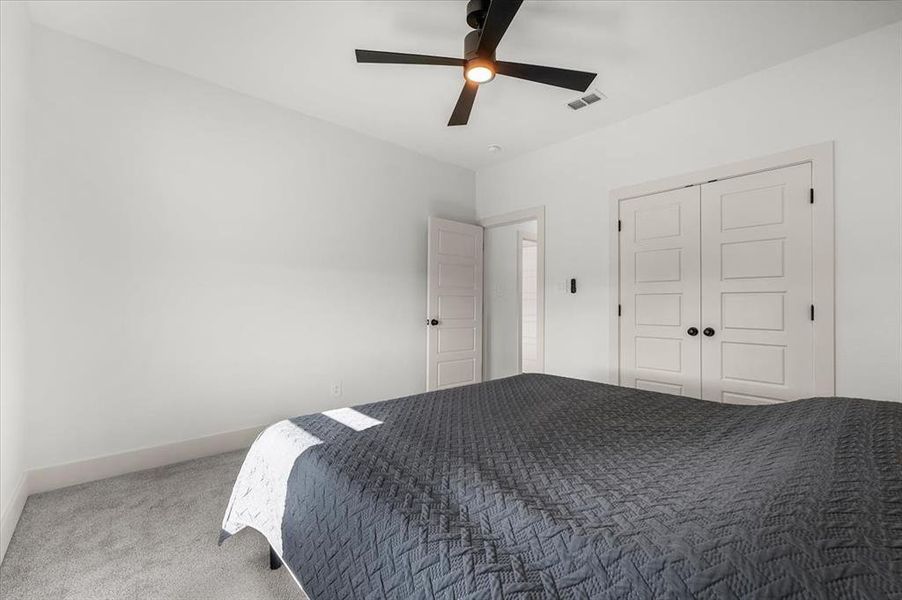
[220, 373, 902, 599]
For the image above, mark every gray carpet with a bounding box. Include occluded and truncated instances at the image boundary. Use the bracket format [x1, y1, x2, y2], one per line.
[0, 451, 305, 599]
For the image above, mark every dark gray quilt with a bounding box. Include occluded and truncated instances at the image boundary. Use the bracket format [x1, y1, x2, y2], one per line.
[277, 374, 902, 598]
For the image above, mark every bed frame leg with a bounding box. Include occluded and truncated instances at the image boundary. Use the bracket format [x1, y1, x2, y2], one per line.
[269, 545, 281, 570]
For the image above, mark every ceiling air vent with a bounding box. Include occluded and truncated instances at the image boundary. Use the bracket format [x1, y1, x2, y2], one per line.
[567, 89, 606, 110]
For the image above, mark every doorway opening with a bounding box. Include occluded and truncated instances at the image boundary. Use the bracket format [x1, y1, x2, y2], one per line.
[480, 207, 545, 380]
[519, 233, 539, 373]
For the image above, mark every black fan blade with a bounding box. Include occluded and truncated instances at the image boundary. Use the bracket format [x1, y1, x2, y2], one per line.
[448, 81, 479, 126]
[355, 49, 464, 67]
[495, 61, 596, 92]
[477, 0, 523, 57]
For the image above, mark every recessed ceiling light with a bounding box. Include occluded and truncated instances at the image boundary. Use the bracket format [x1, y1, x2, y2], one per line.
[487, 144, 503, 153]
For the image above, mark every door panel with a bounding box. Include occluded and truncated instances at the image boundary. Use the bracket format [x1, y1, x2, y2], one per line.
[721, 391, 780, 405]
[721, 293, 784, 330]
[427, 217, 483, 391]
[635, 294, 681, 326]
[700, 163, 813, 403]
[619, 187, 701, 398]
[635, 379, 683, 395]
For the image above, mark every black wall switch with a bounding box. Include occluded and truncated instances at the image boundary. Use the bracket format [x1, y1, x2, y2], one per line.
[570, 278, 577, 294]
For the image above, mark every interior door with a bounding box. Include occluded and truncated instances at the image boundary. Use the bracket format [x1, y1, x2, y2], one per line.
[619, 187, 702, 398]
[700, 163, 813, 403]
[426, 217, 483, 391]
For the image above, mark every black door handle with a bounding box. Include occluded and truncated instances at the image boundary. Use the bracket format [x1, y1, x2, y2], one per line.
[687, 327, 698, 336]
[703, 327, 715, 337]
[429, 319, 439, 326]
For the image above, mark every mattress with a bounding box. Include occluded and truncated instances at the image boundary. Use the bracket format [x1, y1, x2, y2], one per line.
[220, 373, 902, 599]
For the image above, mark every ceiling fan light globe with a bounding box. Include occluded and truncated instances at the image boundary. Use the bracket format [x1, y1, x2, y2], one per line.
[465, 65, 495, 83]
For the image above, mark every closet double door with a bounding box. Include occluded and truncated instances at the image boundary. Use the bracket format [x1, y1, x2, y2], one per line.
[619, 163, 814, 404]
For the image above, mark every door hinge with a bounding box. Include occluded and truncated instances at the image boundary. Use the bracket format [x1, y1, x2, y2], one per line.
[618, 304, 622, 317]
[617, 219, 622, 232]
[809, 188, 814, 204]
[810, 304, 815, 321]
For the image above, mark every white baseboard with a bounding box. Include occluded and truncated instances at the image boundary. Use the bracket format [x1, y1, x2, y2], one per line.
[28, 425, 264, 495]
[0, 473, 28, 564]
[0, 424, 263, 564]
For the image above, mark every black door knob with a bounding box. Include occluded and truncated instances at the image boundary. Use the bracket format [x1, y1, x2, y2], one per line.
[703, 327, 715, 337]
[687, 327, 698, 336]
[430, 319, 439, 326]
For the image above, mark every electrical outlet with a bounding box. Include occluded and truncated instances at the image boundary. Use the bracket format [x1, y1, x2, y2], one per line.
[330, 382, 342, 397]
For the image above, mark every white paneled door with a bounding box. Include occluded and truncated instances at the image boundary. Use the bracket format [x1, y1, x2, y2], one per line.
[619, 187, 702, 398]
[619, 163, 815, 403]
[427, 217, 483, 391]
[700, 163, 813, 403]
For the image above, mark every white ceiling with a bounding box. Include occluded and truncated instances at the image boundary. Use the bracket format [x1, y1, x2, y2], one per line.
[28, 1, 902, 170]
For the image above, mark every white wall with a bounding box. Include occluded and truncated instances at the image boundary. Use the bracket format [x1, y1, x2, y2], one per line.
[0, 1, 32, 559]
[484, 220, 537, 380]
[24, 27, 475, 469]
[476, 23, 902, 402]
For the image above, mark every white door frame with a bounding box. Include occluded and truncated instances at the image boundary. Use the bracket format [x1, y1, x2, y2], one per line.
[479, 206, 546, 375]
[608, 142, 835, 396]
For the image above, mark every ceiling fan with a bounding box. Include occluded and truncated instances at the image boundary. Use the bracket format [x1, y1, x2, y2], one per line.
[355, 0, 597, 126]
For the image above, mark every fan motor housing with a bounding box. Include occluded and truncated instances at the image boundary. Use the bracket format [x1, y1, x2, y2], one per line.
[464, 31, 496, 62]
[466, 0, 489, 29]
[464, 30, 481, 60]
